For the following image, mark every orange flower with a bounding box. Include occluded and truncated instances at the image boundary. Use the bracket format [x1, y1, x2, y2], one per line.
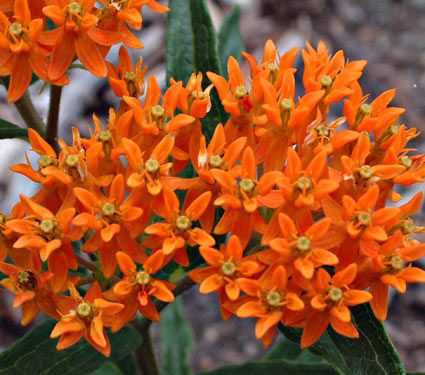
[302, 41, 366, 106]
[369, 232, 425, 320]
[107, 45, 147, 98]
[189, 235, 262, 301]
[0, 260, 67, 325]
[123, 75, 195, 138]
[6, 195, 80, 264]
[173, 125, 247, 232]
[10, 129, 71, 186]
[0, 0, 13, 13]
[301, 264, 372, 348]
[119, 135, 174, 195]
[110, 251, 174, 329]
[324, 185, 400, 258]
[144, 189, 215, 266]
[212, 147, 283, 247]
[236, 265, 304, 346]
[267, 213, 338, 281]
[0, 0, 67, 101]
[207, 57, 258, 147]
[51, 282, 124, 356]
[72, 174, 145, 277]
[97, 0, 169, 49]
[277, 148, 339, 208]
[42, 0, 124, 80]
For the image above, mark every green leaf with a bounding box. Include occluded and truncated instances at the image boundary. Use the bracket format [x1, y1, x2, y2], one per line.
[0, 320, 142, 375]
[280, 304, 406, 375]
[218, 6, 245, 77]
[166, 0, 228, 141]
[265, 338, 322, 363]
[189, 0, 227, 141]
[160, 299, 194, 375]
[166, 0, 195, 84]
[0, 118, 28, 140]
[201, 359, 338, 375]
[90, 362, 123, 375]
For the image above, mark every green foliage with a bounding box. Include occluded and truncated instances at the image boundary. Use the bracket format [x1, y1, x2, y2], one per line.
[265, 337, 322, 362]
[166, 0, 227, 142]
[280, 304, 406, 375]
[0, 320, 142, 375]
[218, 6, 245, 76]
[201, 359, 338, 375]
[0, 118, 28, 140]
[160, 299, 194, 375]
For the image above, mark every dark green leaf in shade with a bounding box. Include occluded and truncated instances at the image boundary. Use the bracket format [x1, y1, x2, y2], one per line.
[0, 320, 142, 375]
[218, 6, 245, 77]
[279, 304, 406, 375]
[160, 299, 194, 375]
[0, 118, 28, 140]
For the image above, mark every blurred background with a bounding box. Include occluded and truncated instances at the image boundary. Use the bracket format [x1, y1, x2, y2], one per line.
[0, 0, 424, 372]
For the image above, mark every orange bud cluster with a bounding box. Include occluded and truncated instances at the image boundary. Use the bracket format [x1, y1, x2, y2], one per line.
[0, 0, 168, 102]
[1, 30, 425, 355]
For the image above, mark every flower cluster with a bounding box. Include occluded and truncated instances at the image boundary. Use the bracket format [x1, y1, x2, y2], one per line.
[0, 6, 425, 355]
[0, 0, 168, 102]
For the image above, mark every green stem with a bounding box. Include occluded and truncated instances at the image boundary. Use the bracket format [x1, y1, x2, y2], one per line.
[46, 85, 62, 152]
[134, 275, 195, 373]
[135, 324, 160, 375]
[1, 77, 46, 137]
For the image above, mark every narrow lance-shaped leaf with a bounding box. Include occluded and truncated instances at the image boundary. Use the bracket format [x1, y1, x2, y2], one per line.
[160, 299, 194, 375]
[0, 320, 142, 375]
[190, 0, 228, 141]
[0, 118, 28, 140]
[279, 304, 406, 375]
[218, 6, 245, 77]
[166, 0, 195, 85]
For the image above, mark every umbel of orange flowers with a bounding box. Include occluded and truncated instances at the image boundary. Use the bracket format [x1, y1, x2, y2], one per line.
[1, 0, 425, 358]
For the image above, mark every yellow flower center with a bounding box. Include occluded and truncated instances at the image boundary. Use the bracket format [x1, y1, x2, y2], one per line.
[315, 124, 330, 137]
[191, 90, 205, 100]
[9, 22, 23, 37]
[151, 105, 165, 120]
[266, 290, 282, 306]
[68, 1, 83, 16]
[175, 215, 191, 231]
[296, 176, 313, 191]
[208, 155, 223, 168]
[135, 271, 150, 285]
[328, 287, 343, 302]
[68, 2, 82, 15]
[239, 178, 255, 193]
[221, 262, 236, 276]
[268, 62, 278, 83]
[77, 302, 93, 318]
[235, 85, 248, 99]
[359, 103, 372, 115]
[387, 255, 404, 271]
[295, 236, 311, 253]
[321, 75, 333, 87]
[39, 219, 55, 234]
[354, 212, 371, 227]
[39, 155, 53, 168]
[124, 71, 136, 82]
[280, 98, 293, 111]
[400, 155, 412, 169]
[98, 130, 112, 143]
[359, 165, 373, 179]
[102, 203, 116, 217]
[65, 154, 79, 168]
[145, 159, 160, 173]
[18, 270, 37, 290]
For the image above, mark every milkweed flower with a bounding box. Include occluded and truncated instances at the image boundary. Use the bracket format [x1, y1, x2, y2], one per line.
[109, 251, 175, 330]
[50, 282, 124, 356]
[301, 264, 372, 348]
